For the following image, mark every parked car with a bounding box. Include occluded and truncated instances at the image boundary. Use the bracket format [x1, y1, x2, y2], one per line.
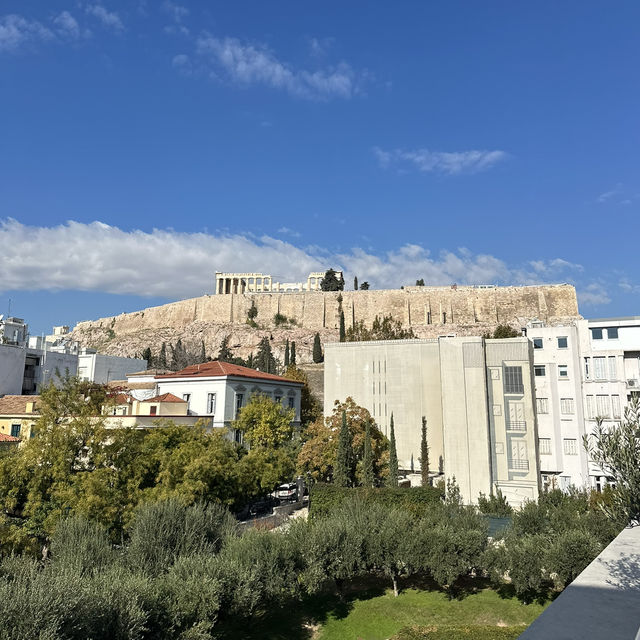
[277, 482, 297, 501]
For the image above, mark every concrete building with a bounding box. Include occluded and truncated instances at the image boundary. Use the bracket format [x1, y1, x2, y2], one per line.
[526, 323, 589, 490]
[324, 337, 540, 507]
[77, 349, 146, 384]
[155, 361, 304, 442]
[0, 395, 40, 441]
[0, 344, 27, 396]
[0, 316, 28, 346]
[214, 271, 343, 295]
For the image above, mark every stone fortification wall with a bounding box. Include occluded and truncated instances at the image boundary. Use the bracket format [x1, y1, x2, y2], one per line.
[70, 284, 579, 365]
[75, 284, 579, 336]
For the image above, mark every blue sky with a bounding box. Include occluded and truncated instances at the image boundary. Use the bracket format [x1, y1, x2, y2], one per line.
[1, 1, 639, 335]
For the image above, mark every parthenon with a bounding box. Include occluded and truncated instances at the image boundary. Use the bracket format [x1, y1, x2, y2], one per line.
[214, 271, 343, 295]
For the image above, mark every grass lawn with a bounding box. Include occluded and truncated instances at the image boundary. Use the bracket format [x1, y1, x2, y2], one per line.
[216, 578, 549, 640]
[315, 585, 548, 640]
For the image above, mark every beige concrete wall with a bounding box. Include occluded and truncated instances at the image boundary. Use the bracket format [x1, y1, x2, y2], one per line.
[324, 336, 540, 506]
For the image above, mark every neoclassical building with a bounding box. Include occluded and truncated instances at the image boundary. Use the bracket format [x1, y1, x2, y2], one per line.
[214, 271, 343, 295]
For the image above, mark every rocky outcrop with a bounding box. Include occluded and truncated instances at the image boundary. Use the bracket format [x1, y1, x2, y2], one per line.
[69, 284, 580, 365]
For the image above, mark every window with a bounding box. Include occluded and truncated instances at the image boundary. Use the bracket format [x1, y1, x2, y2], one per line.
[536, 397, 549, 414]
[504, 366, 524, 393]
[612, 395, 621, 419]
[150, 406, 157, 416]
[563, 438, 578, 455]
[234, 429, 243, 444]
[593, 357, 606, 380]
[560, 398, 575, 414]
[534, 365, 546, 377]
[608, 356, 617, 380]
[10, 424, 20, 438]
[607, 327, 619, 339]
[596, 395, 610, 418]
[539, 438, 552, 455]
[557, 336, 568, 349]
[288, 397, 295, 409]
[207, 393, 216, 414]
[584, 357, 590, 380]
[274, 395, 282, 404]
[558, 365, 568, 378]
[235, 393, 244, 417]
[509, 439, 529, 471]
[182, 393, 191, 403]
[591, 328, 603, 340]
[533, 338, 543, 349]
[586, 395, 596, 419]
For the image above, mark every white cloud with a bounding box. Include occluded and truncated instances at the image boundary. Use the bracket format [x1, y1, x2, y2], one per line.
[195, 36, 365, 100]
[597, 184, 622, 203]
[373, 146, 508, 175]
[172, 53, 191, 74]
[53, 11, 81, 39]
[277, 227, 301, 238]
[530, 258, 583, 274]
[578, 283, 611, 307]
[162, 1, 189, 22]
[86, 4, 124, 31]
[0, 14, 53, 52]
[0, 219, 597, 302]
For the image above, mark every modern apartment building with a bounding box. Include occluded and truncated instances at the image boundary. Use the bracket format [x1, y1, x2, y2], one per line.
[324, 337, 540, 507]
[526, 324, 589, 490]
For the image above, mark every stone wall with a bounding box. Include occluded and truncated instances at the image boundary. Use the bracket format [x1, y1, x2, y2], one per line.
[70, 284, 580, 365]
[75, 284, 579, 336]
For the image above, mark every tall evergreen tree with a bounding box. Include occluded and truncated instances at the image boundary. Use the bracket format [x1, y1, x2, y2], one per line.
[339, 311, 346, 342]
[256, 337, 276, 374]
[320, 268, 344, 291]
[312, 333, 323, 363]
[334, 410, 352, 487]
[388, 413, 398, 487]
[200, 340, 206, 363]
[158, 342, 167, 369]
[142, 347, 152, 367]
[420, 416, 430, 487]
[284, 339, 290, 367]
[217, 335, 233, 362]
[354, 276, 358, 290]
[363, 421, 374, 488]
[290, 341, 296, 365]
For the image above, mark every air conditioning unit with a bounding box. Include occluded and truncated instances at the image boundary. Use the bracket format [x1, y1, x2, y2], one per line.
[627, 379, 637, 387]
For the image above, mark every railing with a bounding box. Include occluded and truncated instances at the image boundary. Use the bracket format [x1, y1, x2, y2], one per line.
[504, 384, 524, 394]
[507, 421, 526, 432]
[509, 459, 529, 471]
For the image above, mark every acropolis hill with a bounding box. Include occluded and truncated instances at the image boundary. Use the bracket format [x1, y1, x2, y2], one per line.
[70, 282, 581, 366]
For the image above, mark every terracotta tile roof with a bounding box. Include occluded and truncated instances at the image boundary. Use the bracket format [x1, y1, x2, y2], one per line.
[108, 380, 157, 391]
[143, 393, 186, 403]
[0, 433, 20, 443]
[128, 369, 173, 377]
[0, 395, 40, 416]
[155, 360, 303, 385]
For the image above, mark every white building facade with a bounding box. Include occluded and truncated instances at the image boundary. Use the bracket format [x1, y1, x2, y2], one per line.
[155, 361, 303, 442]
[324, 337, 540, 507]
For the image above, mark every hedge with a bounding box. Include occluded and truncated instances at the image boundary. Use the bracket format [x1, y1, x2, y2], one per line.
[309, 483, 444, 518]
[392, 625, 524, 640]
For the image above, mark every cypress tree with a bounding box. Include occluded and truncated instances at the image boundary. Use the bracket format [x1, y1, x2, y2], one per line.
[334, 410, 352, 487]
[200, 340, 206, 363]
[339, 311, 346, 342]
[158, 342, 167, 368]
[142, 347, 152, 367]
[363, 421, 374, 488]
[312, 333, 323, 363]
[284, 339, 290, 367]
[388, 413, 398, 487]
[354, 276, 358, 291]
[420, 416, 430, 487]
[290, 341, 296, 365]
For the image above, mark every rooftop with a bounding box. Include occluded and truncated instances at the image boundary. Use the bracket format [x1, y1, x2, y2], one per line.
[0, 395, 40, 416]
[155, 360, 303, 384]
[143, 393, 186, 403]
[0, 433, 21, 443]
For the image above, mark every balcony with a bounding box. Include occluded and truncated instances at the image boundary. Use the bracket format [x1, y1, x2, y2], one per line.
[504, 383, 524, 394]
[509, 459, 529, 471]
[507, 421, 527, 432]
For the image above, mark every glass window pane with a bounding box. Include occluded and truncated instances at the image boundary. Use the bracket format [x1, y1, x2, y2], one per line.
[591, 328, 603, 340]
[607, 327, 619, 339]
[557, 337, 568, 349]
